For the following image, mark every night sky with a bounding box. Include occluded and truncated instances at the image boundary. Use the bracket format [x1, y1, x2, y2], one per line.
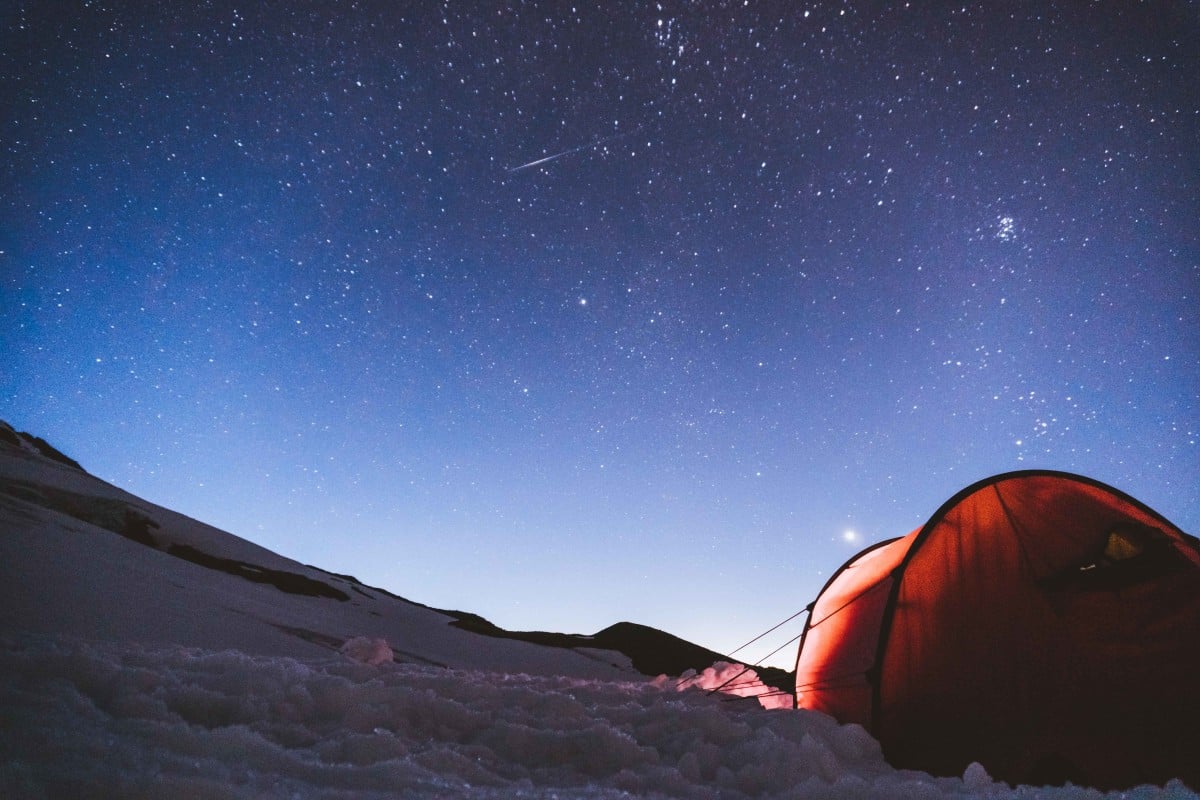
[4, 2, 1198, 665]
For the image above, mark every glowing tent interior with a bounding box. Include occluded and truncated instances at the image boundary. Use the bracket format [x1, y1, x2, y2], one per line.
[793, 470, 1200, 790]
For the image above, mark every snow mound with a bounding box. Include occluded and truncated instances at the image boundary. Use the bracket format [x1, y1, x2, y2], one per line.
[663, 660, 794, 710]
[4, 635, 1196, 799]
[340, 636, 395, 665]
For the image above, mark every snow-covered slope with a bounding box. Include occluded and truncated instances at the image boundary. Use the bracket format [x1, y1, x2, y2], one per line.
[0, 420, 728, 680]
[1, 422, 1196, 798]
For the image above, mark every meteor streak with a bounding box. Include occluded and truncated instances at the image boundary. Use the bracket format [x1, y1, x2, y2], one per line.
[507, 127, 640, 173]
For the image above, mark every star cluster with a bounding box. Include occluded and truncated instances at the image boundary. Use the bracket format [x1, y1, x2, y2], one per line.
[3, 1, 1197, 661]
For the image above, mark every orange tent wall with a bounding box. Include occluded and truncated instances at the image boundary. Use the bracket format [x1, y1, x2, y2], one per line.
[793, 533, 913, 725]
[795, 471, 1200, 789]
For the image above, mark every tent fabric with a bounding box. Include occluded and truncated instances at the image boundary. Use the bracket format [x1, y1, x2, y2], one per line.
[794, 470, 1200, 790]
[793, 535, 910, 725]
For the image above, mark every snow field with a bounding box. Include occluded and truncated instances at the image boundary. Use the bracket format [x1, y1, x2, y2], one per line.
[1, 635, 1197, 800]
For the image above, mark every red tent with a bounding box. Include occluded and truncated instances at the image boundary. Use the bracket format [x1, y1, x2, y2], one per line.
[794, 471, 1200, 789]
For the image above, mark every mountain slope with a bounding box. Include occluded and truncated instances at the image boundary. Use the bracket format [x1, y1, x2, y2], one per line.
[0, 420, 776, 686]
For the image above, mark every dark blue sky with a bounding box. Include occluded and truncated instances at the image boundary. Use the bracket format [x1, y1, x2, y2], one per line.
[4, 1, 1197, 662]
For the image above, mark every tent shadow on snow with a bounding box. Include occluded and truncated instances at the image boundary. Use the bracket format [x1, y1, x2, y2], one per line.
[794, 470, 1200, 790]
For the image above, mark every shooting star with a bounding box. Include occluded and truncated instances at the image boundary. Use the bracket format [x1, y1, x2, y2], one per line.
[507, 127, 642, 173]
[508, 146, 584, 173]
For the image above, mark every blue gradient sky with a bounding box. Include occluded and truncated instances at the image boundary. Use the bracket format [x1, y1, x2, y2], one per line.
[3, 1, 1197, 665]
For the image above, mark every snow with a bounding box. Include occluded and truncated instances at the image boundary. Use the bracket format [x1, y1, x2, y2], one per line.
[0, 442, 637, 680]
[2, 431, 1199, 798]
[340, 636, 395, 666]
[665, 661, 794, 710]
[3, 635, 1193, 800]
